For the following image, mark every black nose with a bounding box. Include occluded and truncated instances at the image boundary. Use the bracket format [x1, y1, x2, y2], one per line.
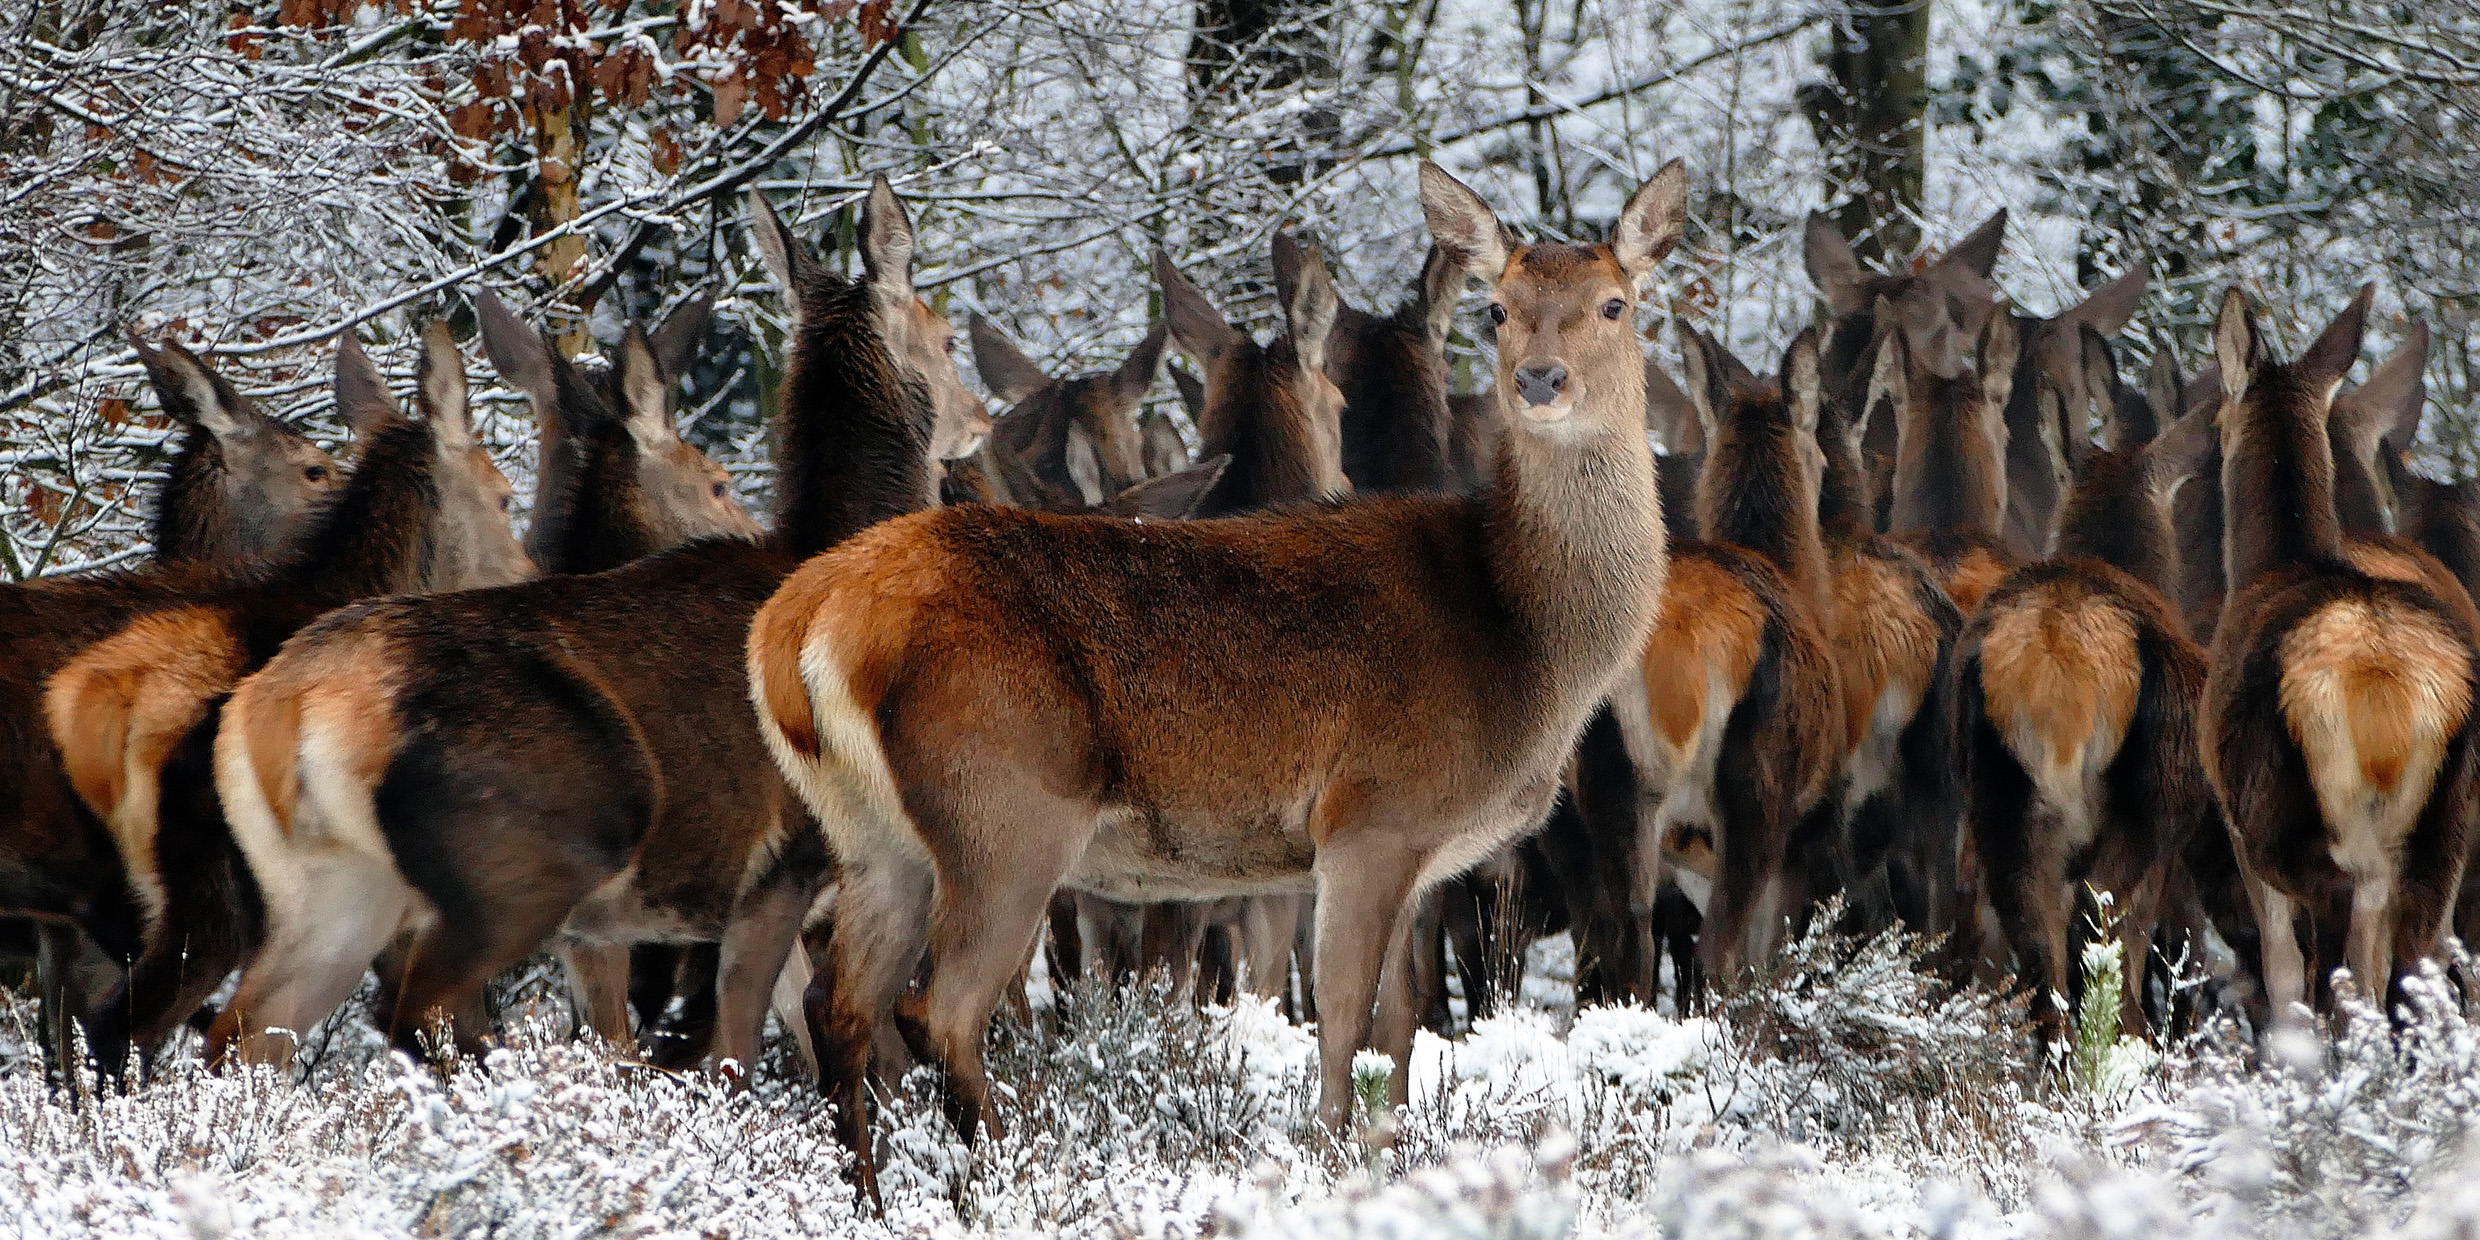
[1514, 362, 1568, 406]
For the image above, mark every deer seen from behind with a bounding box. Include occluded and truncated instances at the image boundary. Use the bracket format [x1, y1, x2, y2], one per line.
[2201, 285, 2480, 1020]
[749, 159, 1683, 1201]
[206, 180, 979, 1087]
[37, 324, 534, 1072]
[1956, 325, 2216, 1043]
[1867, 305, 2022, 615]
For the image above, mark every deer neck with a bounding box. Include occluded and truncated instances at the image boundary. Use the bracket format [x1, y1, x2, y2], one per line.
[1890, 380, 2005, 541]
[280, 420, 442, 607]
[1698, 422, 1829, 605]
[2222, 372, 2346, 590]
[771, 275, 938, 561]
[1485, 393, 1666, 703]
[2053, 450, 2177, 595]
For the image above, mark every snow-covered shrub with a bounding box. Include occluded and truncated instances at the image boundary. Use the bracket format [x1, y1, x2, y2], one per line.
[1211, 1142, 1578, 1240]
[2119, 953, 2480, 1240]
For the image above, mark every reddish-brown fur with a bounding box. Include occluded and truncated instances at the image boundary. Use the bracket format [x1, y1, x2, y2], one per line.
[751, 161, 1683, 1198]
[2200, 285, 2480, 1018]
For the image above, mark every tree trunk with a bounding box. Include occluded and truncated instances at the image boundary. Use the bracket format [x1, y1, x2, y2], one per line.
[1190, 0, 1336, 183]
[532, 96, 593, 356]
[1802, 0, 1932, 267]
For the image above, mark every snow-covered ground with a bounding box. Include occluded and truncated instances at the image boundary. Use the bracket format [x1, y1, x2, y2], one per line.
[3, 920, 2476, 1239]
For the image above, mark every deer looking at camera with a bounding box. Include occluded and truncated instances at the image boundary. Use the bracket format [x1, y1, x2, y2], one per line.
[1, 339, 347, 1073]
[38, 325, 534, 1072]
[2202, 285, 2480, 1019]
[749, 159, 1681, 1202]
[1957, 325, 2216, 1044]
[208, 179, 982, 1082]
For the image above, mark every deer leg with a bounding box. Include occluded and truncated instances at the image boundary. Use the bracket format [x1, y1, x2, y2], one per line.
[1140, 902, 1207, 1001]
[1310, 835, 1425, 1130]
[2114, 863, 2167, 1041]
[1043, 892, 1083, 991]
[817, 853, 933, 1208]
[2345, 869, 2397, 1008]
[2249, 879, 2308, 1025]
[709, 875, 815, 1079]
[560, 942, 635, 1048]
[771, 942, 819, 1081]
[916, 827, 1080, 1148]
[1075, 894, 1144, 987]
[1239, 895, 1303, 1005]
[211, 855, 413, 1069]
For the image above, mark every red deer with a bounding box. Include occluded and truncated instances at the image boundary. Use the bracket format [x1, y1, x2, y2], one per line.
[2, 339, 348, 1071]
[37, 324, 533, 1072]
[968, 315, 1168, 507]
[206, 179, 983, 1076]
[2201, 284, 2480, 1019]
[749, 159, 1682, 1194]
[1957, 324, 2216, 1043]
[469, 288, 764, 1059]
[1273, 232, 1468, 494]
[1867, 304, 2022, 615]
[1606, 327, 1846, 991]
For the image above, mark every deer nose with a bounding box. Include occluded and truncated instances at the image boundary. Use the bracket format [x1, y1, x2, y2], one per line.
[1514, 362, 1569, 406]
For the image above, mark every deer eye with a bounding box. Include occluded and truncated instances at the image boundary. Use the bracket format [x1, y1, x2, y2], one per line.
[304, 465, 329, 483]
[1600, 298, 1627, 321]
[498, 494, 513, 513]
[712, 480, 729, 499]
[1487, 304, 1508, 326]
[943, 336, 956, 355]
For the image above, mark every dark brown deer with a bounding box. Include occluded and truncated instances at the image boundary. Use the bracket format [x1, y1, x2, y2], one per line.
[1273, 232, 1468, 494]
[2, 339, 350, 1072]
[1156, 246, 1348, 514]
[1606, 327, 1846, 990]
[207, 179, 981, 1080]
[749, 160, 1682, 1194]
[141, 341, 349, 567]
[1957, 324, 2216, 1043]
[1868, 305, 2022, 615]
[969, 316, 1168, 506]
[37, 324, 533, 1071]
[2202, 284, 2480, 1018]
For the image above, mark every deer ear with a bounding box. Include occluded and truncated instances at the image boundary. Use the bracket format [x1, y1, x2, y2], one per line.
[1155, 250, 1243, 367]
[2213, 288, 2261, 411]
[1106, 453, 1229, 519]
[1977, 307, 2020, 436]
[1803, 211, 1866, 316]
[1168, 365, 1207, 425]
[618, 326, 677, 450]
[1611, 159, 1688, 289]
[333, 331, 398, 441]
[2300, 283, 2374, 402]
[474, 290, 561, 417]
[1863, 311, 1909, 443]
[1936, 208, 2009, 280]
[1784, 327, 1824, 441]
[2079, 324, 2138, 450]
[2345, 318, 2430, 452]
[1413, 244, 1467, 346]
[1419, 162, 1512, 286]
[2143, 407, 2220, 506]
[650, 292, 714, 383]
[1115, 321, 1171, 405]
[1283, 241, 1341, 373]
[1063, 421, 1106, 506]
[967, 314, 1052, 405]
[858, 173, 917, 299]
[1675, 326, 1725, 452]
[2060, 268, 2147, 338]
[134, 335, 256, 442]
[1141, 403, 1192, 476]
[747, 188, 819, 297]
[414, 321, 473, 448]
[1644, 351, 1698, 454]
[1270, 231, 1310, 315]
[2143, 334, 2184, 439]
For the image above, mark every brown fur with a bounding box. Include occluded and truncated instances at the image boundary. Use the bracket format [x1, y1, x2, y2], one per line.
[2201, 284, 2480, 1018]
[137, 336, 347, 567]
[752, 162, 1684, 1195]
[1157, 249, 1347, 514]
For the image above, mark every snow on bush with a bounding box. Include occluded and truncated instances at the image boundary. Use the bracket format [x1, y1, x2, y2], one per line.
[4, 925, 2476, 1237]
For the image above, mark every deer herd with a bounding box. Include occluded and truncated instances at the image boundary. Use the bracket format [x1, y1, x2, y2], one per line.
[5, 163, 2477, 1200]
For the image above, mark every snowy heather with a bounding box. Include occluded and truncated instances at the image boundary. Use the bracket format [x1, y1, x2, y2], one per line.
[6, 922, 2478, 1237]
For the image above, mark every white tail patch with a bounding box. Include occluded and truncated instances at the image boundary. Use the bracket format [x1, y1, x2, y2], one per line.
[2279, 597, 2473, 885]
[747, 618, 926, 872]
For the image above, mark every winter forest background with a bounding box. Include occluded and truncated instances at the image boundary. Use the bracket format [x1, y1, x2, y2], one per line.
[10, 3, 2480, 1238]
[7, 0, 2479, 574]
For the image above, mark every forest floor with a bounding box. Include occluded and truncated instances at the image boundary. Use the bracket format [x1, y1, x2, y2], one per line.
[2, 920, 2475, 1239]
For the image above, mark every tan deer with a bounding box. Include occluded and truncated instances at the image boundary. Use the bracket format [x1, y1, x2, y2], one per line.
[2202, 285, 2480, 1019]
[751, 160, 1680, 1195]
